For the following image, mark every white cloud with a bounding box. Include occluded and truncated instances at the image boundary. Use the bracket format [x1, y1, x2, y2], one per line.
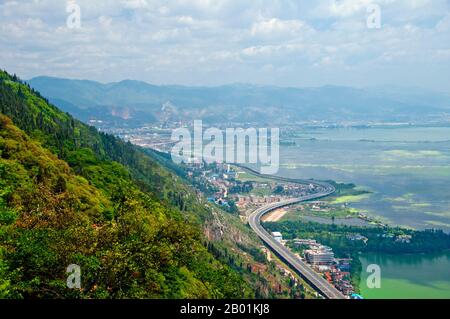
[0, 0, 449, 91]
[250, 18, 304, 36]
[121, 0, 149, 9]
[328, 0, 375, 17]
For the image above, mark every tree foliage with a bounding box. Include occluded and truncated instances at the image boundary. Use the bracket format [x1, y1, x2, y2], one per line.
[0, 69, 250, 299]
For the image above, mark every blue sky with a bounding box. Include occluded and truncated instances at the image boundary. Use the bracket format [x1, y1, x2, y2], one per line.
[1, 0, 450, 92]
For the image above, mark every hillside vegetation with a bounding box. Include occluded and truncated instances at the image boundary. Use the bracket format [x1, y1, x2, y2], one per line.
[0, 70, 250, 298]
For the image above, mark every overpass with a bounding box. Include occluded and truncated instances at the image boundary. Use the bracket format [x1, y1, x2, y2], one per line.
[248, 183, 346, 299]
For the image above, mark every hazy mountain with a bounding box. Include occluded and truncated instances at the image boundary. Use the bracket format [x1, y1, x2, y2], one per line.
[28, 76, 450, 125]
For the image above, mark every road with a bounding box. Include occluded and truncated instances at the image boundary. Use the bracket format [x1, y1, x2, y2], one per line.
[248, 182, 346, 299]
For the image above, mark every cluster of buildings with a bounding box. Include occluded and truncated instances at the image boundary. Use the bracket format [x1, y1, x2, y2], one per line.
[182, 161, 328, 220]
[101, 125, 177, 152]
[291, 238, 356, 297]
[184, 162, 322, 213]
[236, 195, 283, 210]
[304, 245, 335, 266]
[236, 183, 319, 211]
[347, 234, 369, 243]
[328, 266, 354, 296]
[185, 163, 242, 207]
[309, 201, 332, 213]
[281, 183, 321, 197]
[395, 234, 412, 243]
[376, 232, 412, 243]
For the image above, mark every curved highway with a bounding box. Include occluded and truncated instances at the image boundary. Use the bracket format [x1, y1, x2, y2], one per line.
[248, 181, 346, 299]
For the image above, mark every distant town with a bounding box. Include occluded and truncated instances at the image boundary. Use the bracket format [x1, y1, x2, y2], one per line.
[95, 120, 450, 299]
[179, 161, 363, 298]
[94, 122, 381, 298]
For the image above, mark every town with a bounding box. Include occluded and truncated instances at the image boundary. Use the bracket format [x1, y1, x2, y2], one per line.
[92, 124, 421, 299]
[271, 234, 359, 297]
[181, 161, 363, 298]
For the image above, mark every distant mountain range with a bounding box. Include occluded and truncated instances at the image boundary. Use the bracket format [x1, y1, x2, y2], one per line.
[28, 76, 450, 126]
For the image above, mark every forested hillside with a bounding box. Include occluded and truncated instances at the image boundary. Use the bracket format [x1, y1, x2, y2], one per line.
[0, 70, 251, 298]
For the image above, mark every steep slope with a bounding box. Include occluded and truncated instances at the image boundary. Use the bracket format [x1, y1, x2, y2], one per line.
[0, 70, 250, 298]
[1, 70, 313, 299]
[1, 71, 208, 223]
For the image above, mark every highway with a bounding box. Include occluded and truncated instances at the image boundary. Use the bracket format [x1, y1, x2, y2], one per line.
[247, 181, 346, 299]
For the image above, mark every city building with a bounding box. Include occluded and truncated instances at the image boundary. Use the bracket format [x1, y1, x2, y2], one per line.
[348, 234, 369, 243]
[396, 234, 412, 243]
[337, 280, 354, 296]
[305, 246, 334, 266]
[335, 258, 352, 272]
[271, 232, 283, 243]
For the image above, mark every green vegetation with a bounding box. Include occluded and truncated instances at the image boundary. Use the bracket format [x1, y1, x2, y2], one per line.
[148, 152, 314, 298]
[250, 187, 273, 197]
[281, 207, 361, 222]
[264, 220, 450, 293]
[265, 220, 450, 256]
[327, 182, 371, 201]
[330, 194, 371, 204]
[0, 70, 251, 299]
[235, 171, 273, 184]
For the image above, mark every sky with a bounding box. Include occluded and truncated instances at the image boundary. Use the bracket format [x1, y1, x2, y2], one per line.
[1, 0, 450, 92]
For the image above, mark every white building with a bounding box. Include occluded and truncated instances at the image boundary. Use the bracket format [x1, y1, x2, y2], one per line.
[305, 246, 335, 266]
[271, 232, 283, 243]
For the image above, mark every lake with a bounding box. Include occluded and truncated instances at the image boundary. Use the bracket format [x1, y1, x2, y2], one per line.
[276, 126, 450, 232]
[251, 125, 450, 298]
[359, 252, 450, 299]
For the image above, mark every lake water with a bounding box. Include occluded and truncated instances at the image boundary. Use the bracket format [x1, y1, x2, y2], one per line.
[261, 125, 450, 298]
[359, 252, 450, 299]
[276, 126, 450, 232]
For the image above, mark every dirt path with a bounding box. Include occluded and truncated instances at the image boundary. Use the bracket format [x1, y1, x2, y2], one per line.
[261, 208, 287, 222]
